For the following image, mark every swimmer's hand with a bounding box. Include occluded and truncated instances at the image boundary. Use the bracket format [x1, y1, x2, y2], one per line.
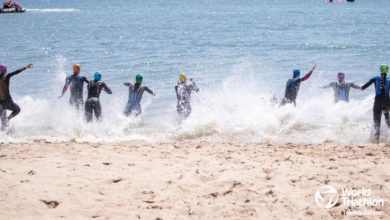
[26, 64, 33, 69]
[311, 64, 317, 72]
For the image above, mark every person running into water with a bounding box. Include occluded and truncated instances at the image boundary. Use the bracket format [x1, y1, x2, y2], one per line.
[58, 64, 89, 110]
[361, 64, 390, 143]
[124, 74, 155, 116]
[0, 63, 33, 131]
[175, 72, 199, 119]
[280, 64, 316, 106]
[85, 72, 112, 122]
[322, 72, 361, 102]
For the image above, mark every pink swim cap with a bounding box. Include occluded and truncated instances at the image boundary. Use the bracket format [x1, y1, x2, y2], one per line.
[337, 72, 345, 81]
[0, 65, 7, 74]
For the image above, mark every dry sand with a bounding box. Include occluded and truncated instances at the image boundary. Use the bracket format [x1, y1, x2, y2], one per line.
[0, 140, 389, 220]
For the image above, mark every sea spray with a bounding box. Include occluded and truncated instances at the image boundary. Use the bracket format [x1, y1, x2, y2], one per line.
[1, 69, 381, 144]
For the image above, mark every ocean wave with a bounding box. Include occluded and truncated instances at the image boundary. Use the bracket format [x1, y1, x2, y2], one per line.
[27, 8, 80, 13]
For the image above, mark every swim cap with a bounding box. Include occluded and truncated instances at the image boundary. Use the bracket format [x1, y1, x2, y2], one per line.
[337, 72, 345, 81]
[94, 71, 102, 81]
[293, 69, 300, 78]
[0, 65, 7, 74]
[380, 64, 389, 74]
[135, 74, 143, 84]
[179, 72, 187, 82]
[73, 64, 80, 73]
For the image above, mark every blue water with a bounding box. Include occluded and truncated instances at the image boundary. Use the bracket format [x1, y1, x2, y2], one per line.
[1, 0, 390, 143]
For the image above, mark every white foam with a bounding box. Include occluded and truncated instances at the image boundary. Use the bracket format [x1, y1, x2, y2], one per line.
[27, 8, 80, 13]
[1, 58, 388, 144]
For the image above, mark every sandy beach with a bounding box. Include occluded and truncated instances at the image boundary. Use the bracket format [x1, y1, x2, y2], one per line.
[0, 140, 389, 220]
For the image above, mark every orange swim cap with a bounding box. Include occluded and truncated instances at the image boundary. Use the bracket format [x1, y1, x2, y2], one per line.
[73, 64, 80, 73]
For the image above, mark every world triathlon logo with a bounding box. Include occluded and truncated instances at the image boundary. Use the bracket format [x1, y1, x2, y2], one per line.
[315, 185, 339, 209]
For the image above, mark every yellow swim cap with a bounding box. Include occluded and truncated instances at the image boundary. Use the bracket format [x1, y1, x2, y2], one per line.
[179, 72, 187, 82]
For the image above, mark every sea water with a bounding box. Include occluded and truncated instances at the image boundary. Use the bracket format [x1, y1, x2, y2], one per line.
[1, 0, 390, 143]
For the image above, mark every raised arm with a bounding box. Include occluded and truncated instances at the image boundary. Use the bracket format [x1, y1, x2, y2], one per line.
[301, 64, 316, 82]
[58, 76, 71, 98]
[144, 86, 155, 96]
[7, 64, 33, 78]
[321, 82, 333, 89]
[102, 82, 112, 94]
[361, 78, 375, 90]
[349, 82, 361, 90]
[82, 76, 89, 84]
[190, 79, 199, 92]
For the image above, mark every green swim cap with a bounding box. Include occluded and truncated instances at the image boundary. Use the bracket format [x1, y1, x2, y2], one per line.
[135, 74, 143, 84]
[380, 64, 389, 74]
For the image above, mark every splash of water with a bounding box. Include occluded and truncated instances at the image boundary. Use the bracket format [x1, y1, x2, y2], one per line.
[1, 58, 388, 144]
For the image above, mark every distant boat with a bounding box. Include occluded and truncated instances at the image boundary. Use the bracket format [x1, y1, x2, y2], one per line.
[326, 0, 354, 3]
[0, 7, 26, 13]
[1, 1, 26, 14]
[326, 0, 341, 3]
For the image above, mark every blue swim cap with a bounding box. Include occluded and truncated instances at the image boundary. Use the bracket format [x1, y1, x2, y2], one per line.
[293, 69, 300, 78]
[94, 71, 102, 81]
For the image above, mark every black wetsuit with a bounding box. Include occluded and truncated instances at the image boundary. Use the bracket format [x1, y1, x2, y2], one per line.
[85, 80, 112, 122]
[0, 67, 26, 130]
[281, 78, 303, 105]
[280, 70, 313, 106]
[361, 75, 390, 141]
[64, 74, 88, 109]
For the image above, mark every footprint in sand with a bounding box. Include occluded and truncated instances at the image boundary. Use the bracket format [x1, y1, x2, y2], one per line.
[110, 178, 122, 183]
[371, 184, 383, 190]
[207, 181, 242, 198]
[263, 168, 273, 181]
[199, 174, 217, 182]
[210, 192, 219, 198]
[265, 190, 275, 197]
[305, 210, 314, 216]
[40, 200, 59, 209]
[142, 190, 155, 198]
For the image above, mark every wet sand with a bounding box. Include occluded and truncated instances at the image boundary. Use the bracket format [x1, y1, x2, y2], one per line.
[0, 140, 389, 219]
